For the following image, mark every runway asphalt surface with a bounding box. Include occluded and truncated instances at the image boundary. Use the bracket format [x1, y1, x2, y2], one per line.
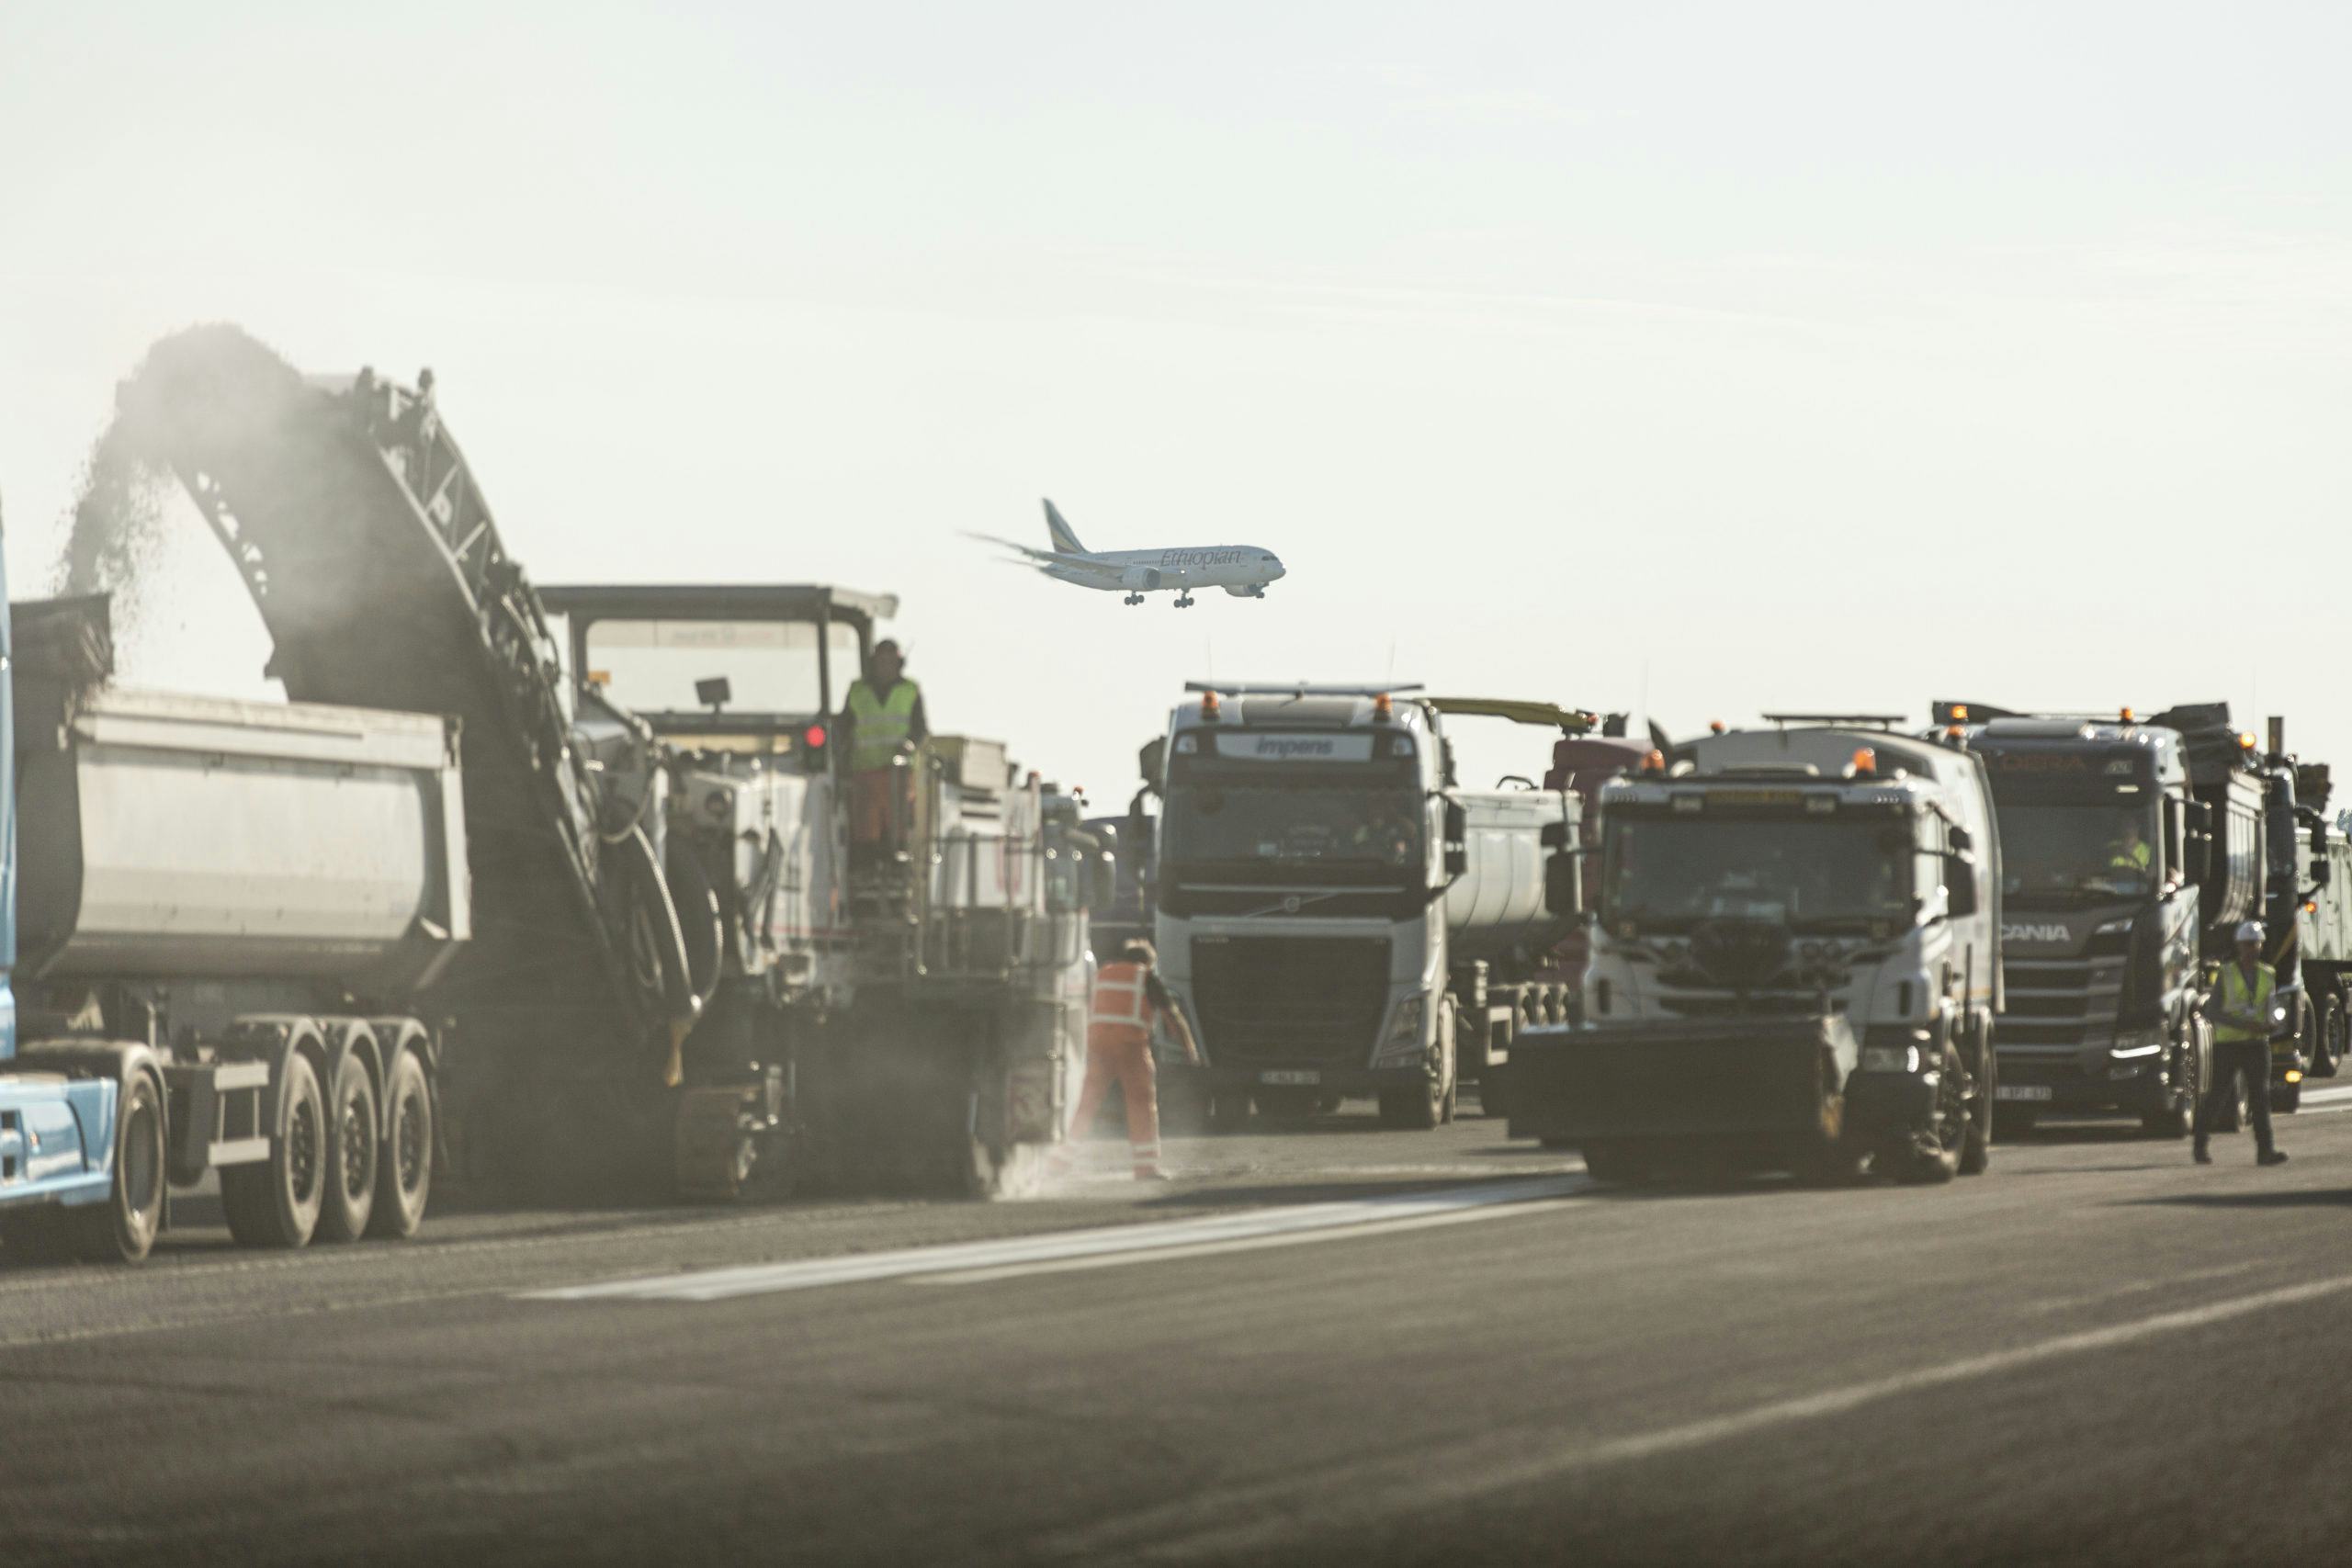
[6, 1083, 2352, 1566]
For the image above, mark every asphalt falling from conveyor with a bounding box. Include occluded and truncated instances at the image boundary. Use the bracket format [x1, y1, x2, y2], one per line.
[57, 325, 666, 1102]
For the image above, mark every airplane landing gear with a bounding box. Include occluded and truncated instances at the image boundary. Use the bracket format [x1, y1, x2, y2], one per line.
[1173, 592, 1196, 609]
[1124, 592, 1145, 605]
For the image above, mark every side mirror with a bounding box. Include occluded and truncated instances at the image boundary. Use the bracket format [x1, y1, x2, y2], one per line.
[1544, 851, 1583, 918]
[1137, 737, 1166, 795]
[2312, 858, 2334, 889]
[1444, 846, 1469, 877]
[1442, 799, 1468, 843]
[1090, 854, 1118, 910]
[2185, 830, 2212, 884]
[1944, 852, 1979, 919]
[1946, 824, 1973, 853]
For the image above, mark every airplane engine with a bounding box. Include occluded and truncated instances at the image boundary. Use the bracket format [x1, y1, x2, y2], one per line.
[1223, 582, 1265, 598]
[1119, 566, 1162, 592]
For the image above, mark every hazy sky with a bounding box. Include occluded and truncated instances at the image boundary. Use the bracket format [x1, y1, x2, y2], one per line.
[4, 3, 2346, 800]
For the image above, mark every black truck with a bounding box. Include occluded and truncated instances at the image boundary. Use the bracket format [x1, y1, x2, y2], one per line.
[1939, 702, 2266, 1137]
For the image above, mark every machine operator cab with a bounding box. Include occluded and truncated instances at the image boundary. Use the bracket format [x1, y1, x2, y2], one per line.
[537, 583, 893, 772]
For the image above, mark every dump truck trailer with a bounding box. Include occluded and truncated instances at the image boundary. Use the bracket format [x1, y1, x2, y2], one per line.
[1510, 719, 2001, 1183]
[0, 596, 463, 1262]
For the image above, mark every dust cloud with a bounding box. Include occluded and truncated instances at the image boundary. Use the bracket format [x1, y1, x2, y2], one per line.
[54, 324, 306, 632]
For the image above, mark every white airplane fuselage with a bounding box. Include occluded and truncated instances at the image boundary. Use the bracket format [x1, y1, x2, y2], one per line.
[1045, 545, 1284, 598]
[978, 500, 1287, 607]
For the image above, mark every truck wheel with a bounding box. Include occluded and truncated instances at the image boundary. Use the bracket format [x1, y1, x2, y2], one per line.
[1889, 1046, 1966, 1184]
[1959, 1031, 1993, 1177]
[2316, 995, 2345, 1079]
[316, 1055, 380, 1243]
[222, 1054, 326, 1249]
[2139, 1032, 2198, 1139]
[57, 1071, 167, 1264]
[368, 1051, 435, 1239]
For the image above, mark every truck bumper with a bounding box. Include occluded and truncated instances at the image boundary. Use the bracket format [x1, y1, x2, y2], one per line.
[1505, 1016, 1862, 1161]
[1171, 1063, 1430, 1100]
[1996, 1045, 2171, 1115]
[0, 1072, 115, 1212]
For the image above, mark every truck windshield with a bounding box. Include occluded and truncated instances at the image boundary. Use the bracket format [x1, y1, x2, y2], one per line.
[1997, 803, 2159, 900]
[1602, 817, 1915, 930]
[582, 619, 861, 716]
[1163, 784, 1422, 870]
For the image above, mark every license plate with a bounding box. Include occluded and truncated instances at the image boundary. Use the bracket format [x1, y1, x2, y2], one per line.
[1260, 1070, 1321, 1086]
[1996, 1084, 2053, 1102]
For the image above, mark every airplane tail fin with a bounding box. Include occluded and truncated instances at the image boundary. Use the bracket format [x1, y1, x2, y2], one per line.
[1043, 498, 1088, 556]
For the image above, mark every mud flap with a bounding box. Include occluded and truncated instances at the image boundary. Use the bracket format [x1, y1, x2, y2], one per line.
[1508, 1016, 1859, 1156]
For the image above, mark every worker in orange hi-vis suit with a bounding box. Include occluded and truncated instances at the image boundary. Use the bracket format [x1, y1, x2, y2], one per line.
[1058, 939, 1199, 1180]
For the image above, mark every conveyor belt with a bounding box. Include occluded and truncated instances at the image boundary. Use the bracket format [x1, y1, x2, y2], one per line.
[109, 326, 670, 1064]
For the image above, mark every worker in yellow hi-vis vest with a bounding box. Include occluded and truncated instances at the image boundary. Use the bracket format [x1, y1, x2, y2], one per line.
[2197, 921, 2289, 1168]
[838, 639, 927, 860]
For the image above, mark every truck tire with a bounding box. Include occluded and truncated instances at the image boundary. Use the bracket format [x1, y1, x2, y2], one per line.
[222, 1053, 326, 1249]
[316, 1052, 380, 1243]
[62, 1070, 167, 1264]
[368, 1051, 435, 1239]
[2139, 1029, 2199, 1139]
[1888, 1044, 1966, 1185]
[1959, 1025, 1993, 1177]
[2316, 995, 2344, 1079]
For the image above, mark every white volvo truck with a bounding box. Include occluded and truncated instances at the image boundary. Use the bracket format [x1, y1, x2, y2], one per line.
[1148, 684, 1580, 1130]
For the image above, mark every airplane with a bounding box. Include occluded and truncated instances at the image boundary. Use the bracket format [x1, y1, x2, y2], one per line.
[967, 500, 1286, 608]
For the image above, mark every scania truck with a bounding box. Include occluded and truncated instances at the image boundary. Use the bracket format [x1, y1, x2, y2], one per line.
[1147, 684, 1580, 1130]
[1509, 718, 2002, 1184]
[1940, 703, 2263, 1137]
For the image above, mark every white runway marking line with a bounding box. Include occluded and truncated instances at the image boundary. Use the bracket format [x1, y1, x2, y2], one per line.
[1066, 1269, 2352, 1562]
[521, 1175, 1592, 1303]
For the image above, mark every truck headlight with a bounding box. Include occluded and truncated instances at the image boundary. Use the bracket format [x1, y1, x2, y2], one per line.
[1860, 1044, 1921, 1074]
[1374, 995, 1427, 1063]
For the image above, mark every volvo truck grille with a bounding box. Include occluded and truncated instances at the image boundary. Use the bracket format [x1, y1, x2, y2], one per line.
[1192, 936, 1391, 1067]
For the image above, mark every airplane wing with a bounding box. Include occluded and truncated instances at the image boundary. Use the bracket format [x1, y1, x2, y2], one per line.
[962, 532, 1122, 577]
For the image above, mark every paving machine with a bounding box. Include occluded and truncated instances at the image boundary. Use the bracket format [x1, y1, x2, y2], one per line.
[82, 326, 1093, 1199]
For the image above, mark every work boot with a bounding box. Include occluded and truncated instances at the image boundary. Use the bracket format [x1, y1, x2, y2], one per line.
[2258, 1149, 2290, 1168]
[2193, 1145, 2212, 1166]
[1133, 1167, 1171, 1182]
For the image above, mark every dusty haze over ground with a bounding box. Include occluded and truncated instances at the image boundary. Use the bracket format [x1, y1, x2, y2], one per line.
[4, 4, 2347, 797]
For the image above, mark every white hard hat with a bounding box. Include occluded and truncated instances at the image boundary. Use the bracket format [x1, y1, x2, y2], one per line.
[2235, 920, 2263, 943]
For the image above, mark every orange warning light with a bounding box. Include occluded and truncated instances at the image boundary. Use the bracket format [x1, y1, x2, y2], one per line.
[1851, 748, 1878, 776]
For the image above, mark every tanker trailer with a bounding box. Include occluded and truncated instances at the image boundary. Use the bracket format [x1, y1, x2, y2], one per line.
[1148, 684, 1581, 1131]
[0, 596, 465, 1262]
